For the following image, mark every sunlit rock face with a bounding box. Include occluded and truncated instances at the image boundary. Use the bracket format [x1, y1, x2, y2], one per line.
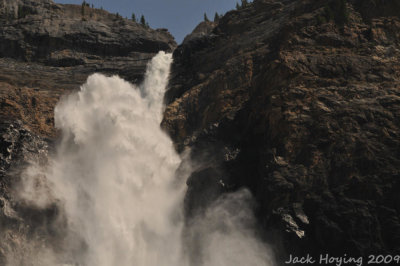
[0, 0, 176, 137]
[163, 0, 400, 261]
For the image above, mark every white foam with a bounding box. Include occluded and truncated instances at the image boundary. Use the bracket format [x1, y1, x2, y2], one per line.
[14, 51, 275, 266]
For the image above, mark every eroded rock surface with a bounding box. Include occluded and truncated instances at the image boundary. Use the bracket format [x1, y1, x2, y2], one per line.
[0, 0, 176, 136]
[163, 0, 400, 261]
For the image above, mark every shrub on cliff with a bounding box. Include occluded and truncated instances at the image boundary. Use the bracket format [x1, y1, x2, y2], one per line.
[140, 15, 149, 28]
[204, 13, 209, 22]
[81, 1, 85, 17]
[214, 12, 220, 22]
[17, 6, 34, 19]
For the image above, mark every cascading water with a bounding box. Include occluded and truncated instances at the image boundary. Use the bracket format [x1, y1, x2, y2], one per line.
[14, 51, 275, 266]
[50, 51, 185, 266]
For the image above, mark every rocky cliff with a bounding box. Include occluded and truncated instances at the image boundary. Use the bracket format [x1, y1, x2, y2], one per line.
[0, 0, 175, 262]
[162, 0, 400, 262]
[0, 0, 175, 136]
[1, 0, 400, 264]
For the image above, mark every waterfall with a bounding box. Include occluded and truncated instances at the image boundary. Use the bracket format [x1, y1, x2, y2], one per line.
[14, 51, 275, 266]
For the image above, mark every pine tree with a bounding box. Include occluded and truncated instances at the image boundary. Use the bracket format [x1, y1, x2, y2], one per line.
[241, 0, 248, 8]
[214, 12, 220, 22]
[140, 15, 146, 26]
[131, 13, 136, 22]
[81, 1, 86, 16]
[204, 13, 209, 22]
[236, 2, 240, 10]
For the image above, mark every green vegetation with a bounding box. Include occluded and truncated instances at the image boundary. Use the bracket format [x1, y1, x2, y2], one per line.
[81, 1, 87, 17]
[236, 0, 251, 10]
[81, 1, 92, 19]
[17, 6, 32, 19]
[214, 12, 220, 22]
[204, 13, 209, 22]
[131, 13, 136, 22]
[140, 15, 149, 28]
[316, 15, 327, 25]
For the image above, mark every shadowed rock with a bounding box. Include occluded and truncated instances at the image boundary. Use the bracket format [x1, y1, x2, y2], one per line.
[163, 0, 400, 262]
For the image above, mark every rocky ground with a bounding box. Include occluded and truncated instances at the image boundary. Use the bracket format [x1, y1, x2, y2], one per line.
[162, 0, 400, 262]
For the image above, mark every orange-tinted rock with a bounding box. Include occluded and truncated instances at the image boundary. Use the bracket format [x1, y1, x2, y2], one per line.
[163, 0, 400, 260]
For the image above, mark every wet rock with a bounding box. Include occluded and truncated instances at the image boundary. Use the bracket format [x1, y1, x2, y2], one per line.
[0, 121, 59, 262]
[185, 167, 226, 220]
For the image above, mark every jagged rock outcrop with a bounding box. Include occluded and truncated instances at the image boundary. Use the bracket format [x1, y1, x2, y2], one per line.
[182, 21, 216, 44]
[163, 0, 400, 262]
[0, 0, 176, 136]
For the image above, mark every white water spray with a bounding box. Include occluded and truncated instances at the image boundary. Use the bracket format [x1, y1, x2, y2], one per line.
[51, 52, 186, 266]
[14, 51, 275, 266]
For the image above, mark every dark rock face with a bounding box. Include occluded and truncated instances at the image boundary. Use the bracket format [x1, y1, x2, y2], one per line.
[0, 0, 176, 136]
[182, 21, 216, 44]
[163, 0, 400, 262]
[0, 121, 60, 264]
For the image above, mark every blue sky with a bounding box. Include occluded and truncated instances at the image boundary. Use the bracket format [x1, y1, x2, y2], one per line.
[55, 0, 241, 43]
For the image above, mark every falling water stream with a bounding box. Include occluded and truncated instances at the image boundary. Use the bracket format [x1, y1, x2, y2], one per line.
[14, 52, 275, 266]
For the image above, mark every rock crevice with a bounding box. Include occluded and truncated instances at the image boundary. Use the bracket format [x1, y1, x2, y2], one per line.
[163, 0, 400, 261]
